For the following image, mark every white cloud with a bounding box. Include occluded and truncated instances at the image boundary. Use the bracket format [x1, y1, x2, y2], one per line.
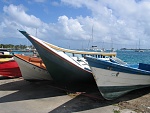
[1, 0, 150, 49]
[57, 15, 88, 40]
[3, 4, 42, 28]
[60, 0, 150, 48]
[0, 4, 50, 41]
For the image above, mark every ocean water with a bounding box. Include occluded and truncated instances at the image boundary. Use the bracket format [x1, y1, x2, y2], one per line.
[117, 50, 150, 64]
[11, 50, 150, 65]
[11, 51, 33, 56]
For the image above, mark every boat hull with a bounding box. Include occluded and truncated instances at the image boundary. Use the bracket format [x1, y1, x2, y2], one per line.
[86, 57, 150, 100]
[20, 31, 94, 83]
[0, 60, 21, 78]
[14, 55, 52, 81]
[29, 41, 93, 83]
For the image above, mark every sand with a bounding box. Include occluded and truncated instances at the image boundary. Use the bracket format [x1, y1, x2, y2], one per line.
[0, 77, 149, 113]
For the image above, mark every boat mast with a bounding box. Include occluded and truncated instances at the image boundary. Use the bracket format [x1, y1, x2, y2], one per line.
[92, 25, 94, 46]
[139, 39, 140, 50]
[36, 28, 37, 37]
[87, 24, 94, 48]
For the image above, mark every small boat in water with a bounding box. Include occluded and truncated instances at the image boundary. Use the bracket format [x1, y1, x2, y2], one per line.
[14, 54, 53, 81]
[86, 56, 150, 100]
[0, 49, 22, 79]
[135, 49, 144, 52]
[19, 30, 116, 83]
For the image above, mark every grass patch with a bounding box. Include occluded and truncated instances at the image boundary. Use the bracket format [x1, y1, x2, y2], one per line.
[113, 109, 120, 113]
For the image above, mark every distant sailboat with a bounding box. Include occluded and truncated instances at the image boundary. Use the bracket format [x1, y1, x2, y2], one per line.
[88, 25, 103, 52]
[135, 39, 144, 52]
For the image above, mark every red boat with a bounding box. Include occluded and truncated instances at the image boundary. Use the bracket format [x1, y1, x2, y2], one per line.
[0, 59, 22, 79]
[0, 49, 22, 79]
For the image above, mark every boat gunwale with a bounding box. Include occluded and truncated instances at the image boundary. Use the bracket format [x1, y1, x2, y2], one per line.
[42, 40, 116, 56]
[86, 56, 150, 75]
[0, 59, 14, 63]
[14, 54, 47, 71]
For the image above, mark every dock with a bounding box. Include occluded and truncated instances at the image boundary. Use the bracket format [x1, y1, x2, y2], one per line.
[0, 78, 149, 113]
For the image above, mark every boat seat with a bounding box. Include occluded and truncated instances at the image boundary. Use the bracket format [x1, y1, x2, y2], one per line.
[29, 57, 42, 64]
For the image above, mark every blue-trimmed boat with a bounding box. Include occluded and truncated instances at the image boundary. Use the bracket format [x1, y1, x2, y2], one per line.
[86, 56, 150, 100]
[19, 30, 116, 84]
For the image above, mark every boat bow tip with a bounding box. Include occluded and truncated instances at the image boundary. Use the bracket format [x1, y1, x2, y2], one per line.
[18, 30, 27, 34]
[18, 30, 30, 38]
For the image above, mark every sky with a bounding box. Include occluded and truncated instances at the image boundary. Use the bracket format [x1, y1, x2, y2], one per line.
[0, 0, 150, 50]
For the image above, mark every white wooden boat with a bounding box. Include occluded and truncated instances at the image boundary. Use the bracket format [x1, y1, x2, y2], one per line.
[14, 54, 52, 81]
[19, 30, 116, 83]
[86, 56, 150, 100]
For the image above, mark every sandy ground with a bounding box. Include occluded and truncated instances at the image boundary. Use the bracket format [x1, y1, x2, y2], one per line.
[0, 77, 149, 113]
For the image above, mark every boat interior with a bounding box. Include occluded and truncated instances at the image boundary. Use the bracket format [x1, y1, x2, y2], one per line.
[15, 54, 46, 69]
[41, 40, 117, 70]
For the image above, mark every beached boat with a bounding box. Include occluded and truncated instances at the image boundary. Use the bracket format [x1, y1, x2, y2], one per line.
[86, 56, 150, 100]
[19, 30, 116, 83]
[0, 49, 22, 79]
[14, 54, 52, 81]
[0, 49, 14, 62]
[0, 60, 22, 79]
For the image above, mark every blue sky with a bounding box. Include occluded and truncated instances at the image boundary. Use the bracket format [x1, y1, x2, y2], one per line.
[0, 0, 150, 49]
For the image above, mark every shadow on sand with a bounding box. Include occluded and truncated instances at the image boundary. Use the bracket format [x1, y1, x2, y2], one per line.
[0, 78, 149, 113]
